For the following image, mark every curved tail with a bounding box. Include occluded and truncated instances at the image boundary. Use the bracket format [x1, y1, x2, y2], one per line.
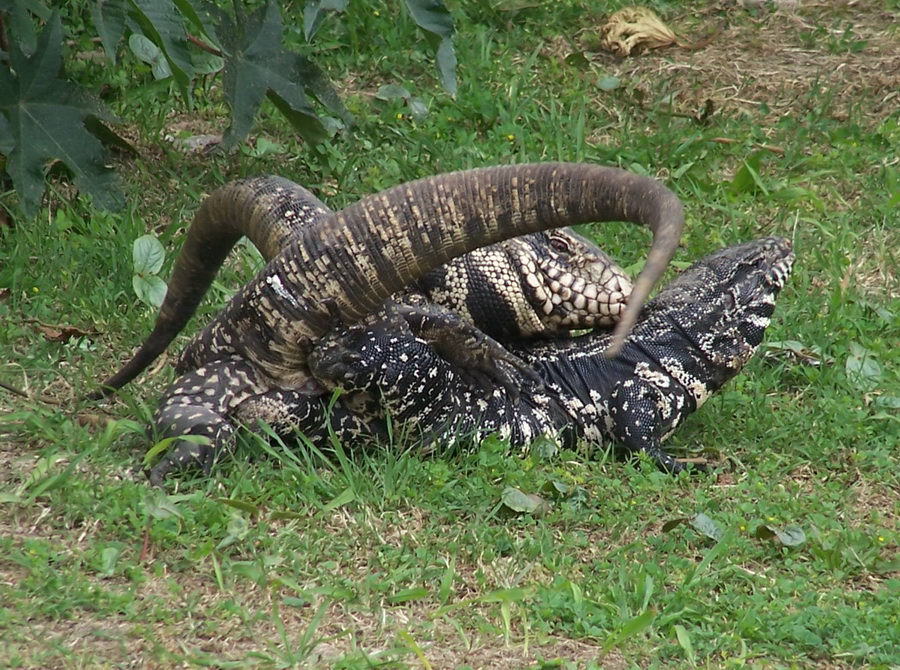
[89, 179, 329, 398]
[215, 163, 685, 381]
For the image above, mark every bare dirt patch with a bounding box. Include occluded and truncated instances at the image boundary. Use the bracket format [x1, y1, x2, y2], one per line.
[581, 2, 899, 128]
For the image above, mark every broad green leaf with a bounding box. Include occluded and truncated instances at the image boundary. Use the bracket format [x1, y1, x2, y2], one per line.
[303, 0, 348, 41]
[874, 396, 900, 409]
[501, 486, 549, 515]
[0, 0, 49, 19]
[128, 0, 194, 98]
[173, 0, 218, 43]
[846, 341, 882, 392]
[690, 512, 724, 541]
[663, 513, 725, 540]
[91, 0, 127, 64]
[133, 274, 167, 308]
[211, 1, 328, 148]
[0, 14, 124, 214]
[435, 37, 457, 96]
[84, 115, 138, 155]
[407, 97, 428, 120]
[268, 87, 328, 147]
[404, 0, 454, 38]
[597, 75, 621, 91]
[295, 55, 353, 124]
[192, 52, 224, 75]
[133, 234, 165, 274]
[249, 136, 284, 157]
[128, 33, 172, 80]
[565, 51, 590, 67]
[404, 0, 457, 95]
[142, 490, 184, 520]
[376, 84, 411, 101]
[99, 544, 123, 576]
[3, 0, 39, 55]
[754, 524, 806, 547]
[729, 151, 765, 195]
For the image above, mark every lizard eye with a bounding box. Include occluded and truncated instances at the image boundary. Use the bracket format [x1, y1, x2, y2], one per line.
[549, 237, 570, 253]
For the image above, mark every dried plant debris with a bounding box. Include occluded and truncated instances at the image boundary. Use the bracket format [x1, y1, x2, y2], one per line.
[599, 7, 677, 57]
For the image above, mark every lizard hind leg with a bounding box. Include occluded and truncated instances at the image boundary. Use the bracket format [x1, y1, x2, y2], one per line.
[147, 357, 272, 485]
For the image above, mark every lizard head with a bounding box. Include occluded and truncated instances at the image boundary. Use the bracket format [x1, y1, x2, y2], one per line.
[657, 236, 795, 374]
[505, 228, 634, 334]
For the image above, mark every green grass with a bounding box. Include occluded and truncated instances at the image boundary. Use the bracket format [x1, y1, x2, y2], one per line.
[1, 1, 898, 667]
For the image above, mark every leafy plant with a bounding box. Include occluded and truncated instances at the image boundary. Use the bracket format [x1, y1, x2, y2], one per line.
[0, 13, 127, 215]
[0, 0, 458, 216]
[132, 233, 167, 308]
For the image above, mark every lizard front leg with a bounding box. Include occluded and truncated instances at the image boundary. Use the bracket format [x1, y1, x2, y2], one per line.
[386, 295, 541, 399]
[606, 379, 706, 475]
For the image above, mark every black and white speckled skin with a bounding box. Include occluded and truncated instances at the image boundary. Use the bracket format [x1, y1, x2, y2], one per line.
[129, 164, 686, 483]
[272, 238, 795, 474]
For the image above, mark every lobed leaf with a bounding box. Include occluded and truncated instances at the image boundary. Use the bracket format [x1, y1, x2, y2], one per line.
[212, 1, 328, 148]
[0, 13, 124, 215]
[0, 113, 12, 154]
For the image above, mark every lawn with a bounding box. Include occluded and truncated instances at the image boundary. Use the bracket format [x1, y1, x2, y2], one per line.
[1, 1, 897, 667]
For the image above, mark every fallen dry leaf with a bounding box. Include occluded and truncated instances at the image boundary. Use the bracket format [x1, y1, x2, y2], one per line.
[599, 7, 677, 56]
[37, 323, 95, 343]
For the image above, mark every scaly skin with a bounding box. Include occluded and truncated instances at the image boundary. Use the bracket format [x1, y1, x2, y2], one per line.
[122, 164, 684, 483]
[269, 238, 795, 473]
[93, 178, 634, 397]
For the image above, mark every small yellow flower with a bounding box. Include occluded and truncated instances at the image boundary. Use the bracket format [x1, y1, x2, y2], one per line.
[373, 10, 380, 16]
[767, 516, 776, 522]
[506, 134, 515, 141]
[32, 287, 39, 293]
[739, 524, 747, 532]
[396, 112, 404, 120]
[877, 536, 886, 543]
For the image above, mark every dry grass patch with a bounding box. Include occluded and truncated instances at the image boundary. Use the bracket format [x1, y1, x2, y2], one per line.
[580, 3, 899, 127]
